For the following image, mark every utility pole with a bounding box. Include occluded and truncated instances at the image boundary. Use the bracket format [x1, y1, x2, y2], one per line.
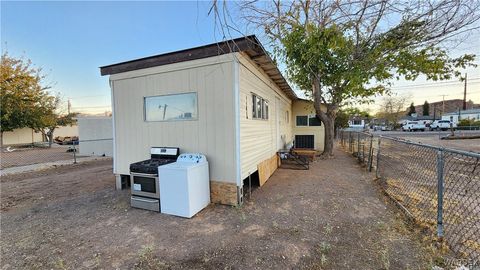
[439, 95, 448, 115]
[162, 104, 168, 120]
[67, 99, 71, 114]
[463, 73, 467, 110]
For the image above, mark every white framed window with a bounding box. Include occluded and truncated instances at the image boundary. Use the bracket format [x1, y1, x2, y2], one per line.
[144, 92, 198, 122]
[252, 93, 268, 120]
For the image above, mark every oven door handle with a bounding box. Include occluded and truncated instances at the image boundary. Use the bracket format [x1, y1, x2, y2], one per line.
[131, 172, 159, 178]
[131, 197, 159, 203]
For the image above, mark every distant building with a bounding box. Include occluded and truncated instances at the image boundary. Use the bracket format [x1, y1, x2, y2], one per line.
[442, 108, 480, 124]
[411, 99, 479, 117]
[76, 116, 113, 157]
[348, 116, 368, 129]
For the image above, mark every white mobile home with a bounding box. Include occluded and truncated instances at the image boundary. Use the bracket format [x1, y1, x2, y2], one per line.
[442, 109, 480, 124]
[100, 36, 325, 206]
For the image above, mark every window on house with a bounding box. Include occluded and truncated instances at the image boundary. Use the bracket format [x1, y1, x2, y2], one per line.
[285, 111, 289, 124]
[296, 116, 308, 126]
[308, 115, 322, 126]
[252, 94, 268, 120]
[297, 115, 322, 126]
[352, 119, 362, 125]
[144, 92, 197, 122]
[263, 100, 269, 119]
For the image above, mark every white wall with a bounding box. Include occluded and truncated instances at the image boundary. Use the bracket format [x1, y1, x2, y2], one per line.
[237, 53, 293, 180]
[77, 117, 113, 157]
[2, 128, 43, 145]
[110, 54, 237, 184]
[54, 125, 78, 137]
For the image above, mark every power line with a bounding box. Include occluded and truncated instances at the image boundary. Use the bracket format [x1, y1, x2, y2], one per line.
[68, 95, 109, 99]
[390, 79, 480, 89]
[71, 105, 111, 109]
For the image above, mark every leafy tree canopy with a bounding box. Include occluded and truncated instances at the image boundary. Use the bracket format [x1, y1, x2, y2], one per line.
[1, 52, 76, 146]
[1, 53, 47, 132]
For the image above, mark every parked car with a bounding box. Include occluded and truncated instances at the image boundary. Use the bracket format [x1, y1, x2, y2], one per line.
[402, 121, 426, 132]
[430, 120, 457, 131]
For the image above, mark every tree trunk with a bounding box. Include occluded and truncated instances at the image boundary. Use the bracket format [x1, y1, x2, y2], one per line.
[0, 131, 3, 148]
[312, 77, 337, 158]
[322, 115, 335, 157]
[47, 128, 54, 148]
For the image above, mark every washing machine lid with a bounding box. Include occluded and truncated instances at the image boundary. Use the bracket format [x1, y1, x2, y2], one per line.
[158, 161, 206, 171]
[176, 153, 207, 164]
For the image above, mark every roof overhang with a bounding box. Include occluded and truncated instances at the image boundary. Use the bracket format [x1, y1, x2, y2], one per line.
[99, 35, 297, 100]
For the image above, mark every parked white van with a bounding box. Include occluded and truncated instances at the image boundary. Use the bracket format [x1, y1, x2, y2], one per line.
[402, 121, 426, 132]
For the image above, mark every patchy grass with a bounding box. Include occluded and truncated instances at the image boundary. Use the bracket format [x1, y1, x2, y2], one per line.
[133, 246, 168, 270]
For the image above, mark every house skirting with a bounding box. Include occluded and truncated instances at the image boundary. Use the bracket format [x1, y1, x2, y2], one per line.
[210, 181, 240, 206]
[258, 154, 279, 186]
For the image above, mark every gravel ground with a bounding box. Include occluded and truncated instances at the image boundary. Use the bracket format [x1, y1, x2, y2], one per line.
[0, 149, 442, 269]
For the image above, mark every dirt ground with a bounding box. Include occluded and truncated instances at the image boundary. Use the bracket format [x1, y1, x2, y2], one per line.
[1, 149, 443, 269]
[0, 145, 81, 169]
[375, 131, 480, 153]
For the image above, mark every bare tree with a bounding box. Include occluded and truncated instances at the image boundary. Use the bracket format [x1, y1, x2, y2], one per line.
[376, 94, 412, 127]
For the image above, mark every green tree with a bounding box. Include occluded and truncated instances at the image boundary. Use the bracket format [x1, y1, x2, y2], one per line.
[0, 53, 48, 146]
[28, 94, 77, 146]
[407, 103, 416, 116]
[0, 52, 76, 147]
[422, 101, 430, 116]
[214, 0, 479, 157]
[334, 109, 349, 132]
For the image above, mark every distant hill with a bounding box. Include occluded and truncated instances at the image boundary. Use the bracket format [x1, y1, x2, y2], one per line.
[411, 99, 479, 116]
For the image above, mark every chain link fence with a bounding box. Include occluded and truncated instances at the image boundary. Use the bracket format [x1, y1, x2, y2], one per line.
[0, 138, 113, 174]
[338, 129, 480, 262]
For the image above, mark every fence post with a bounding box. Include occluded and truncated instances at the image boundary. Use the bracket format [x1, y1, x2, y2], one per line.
[436, 150, 445, 239]
[349, 132, 352, 152]
[368, 136, 374, 172]
[73, 143, 77, 164]
[357, 133, 361, 160]
[375, 138, 381, 179]
[340, 130, 343, 146]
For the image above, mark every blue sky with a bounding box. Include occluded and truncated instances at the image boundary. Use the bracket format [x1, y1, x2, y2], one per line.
[1, 1, 222, 114]
[2, 1, 479, 114]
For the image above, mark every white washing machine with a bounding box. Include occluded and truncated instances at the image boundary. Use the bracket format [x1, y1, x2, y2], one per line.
[158, 153, 210, 218]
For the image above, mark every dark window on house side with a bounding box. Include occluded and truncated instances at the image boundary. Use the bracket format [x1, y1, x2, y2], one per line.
[296, 116, 308, 126]
[308, 115, 322, 126]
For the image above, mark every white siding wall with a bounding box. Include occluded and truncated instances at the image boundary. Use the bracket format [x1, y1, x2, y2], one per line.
[237, 53, 293, 180]
[77, 117, 113, 157]
[110, 55, 237, 184]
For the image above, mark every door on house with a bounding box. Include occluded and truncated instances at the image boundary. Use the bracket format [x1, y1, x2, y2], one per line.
[275, 97, 282, 150]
